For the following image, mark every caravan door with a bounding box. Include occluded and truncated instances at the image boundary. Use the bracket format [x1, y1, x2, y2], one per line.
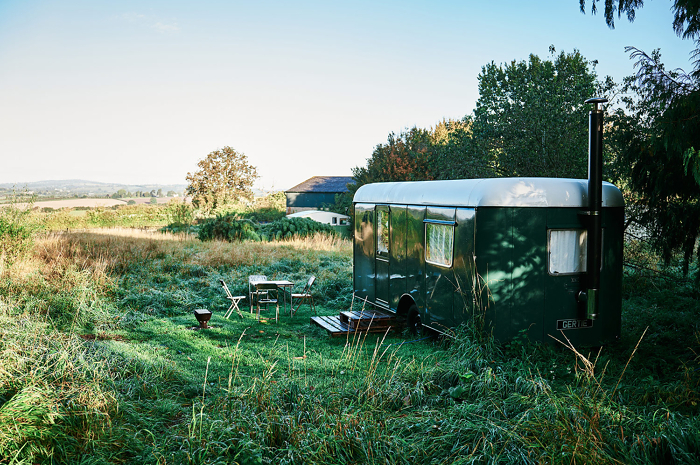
[375, 205, 390, 308]
[424, 207, 457, 331]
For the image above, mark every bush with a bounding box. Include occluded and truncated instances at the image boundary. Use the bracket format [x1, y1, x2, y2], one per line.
[259, 217, 334, 241]
[165, 198, 194, 227]
[198, 215, 261, 242]
[239, 207, 285, 223]
[196, 215, 335, 243]
[0, 198, 40, 266]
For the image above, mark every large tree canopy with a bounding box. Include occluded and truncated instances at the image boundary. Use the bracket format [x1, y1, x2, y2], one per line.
[352, 127, 435, 186]
[609, 48, 700, 276]
[186, 146, 258, 213]
[473, 49, 602, 178]
[349, 48, 607, 194]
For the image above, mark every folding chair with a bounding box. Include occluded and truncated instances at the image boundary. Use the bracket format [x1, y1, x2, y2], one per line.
[255, 282, 279, 322]
[291, 276, 316, 315]
[248, 275, 268, 313]
[220, 279, 245, 319]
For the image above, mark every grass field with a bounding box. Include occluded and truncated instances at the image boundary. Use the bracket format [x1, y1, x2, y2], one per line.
[1, 228, 699, 464]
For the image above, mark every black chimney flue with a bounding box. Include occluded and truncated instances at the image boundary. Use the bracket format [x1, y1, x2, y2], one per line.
[584, 97, 607, 320]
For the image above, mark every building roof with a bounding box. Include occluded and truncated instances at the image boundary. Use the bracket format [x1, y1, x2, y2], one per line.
[353, 178, 624, 208]
[286, 176, 354, 193]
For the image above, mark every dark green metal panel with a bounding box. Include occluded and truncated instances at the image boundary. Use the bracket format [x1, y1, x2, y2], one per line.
[544, 208, 587, 345]
[425, 207, 457, 331]
[599, 207, 623, 343]
[452, 208, 476, 326]
[406, 206, 425, 314]
[510, 208, 546, 342]
[389, 205, 408, 311]
[541, 207, 623, 346]
[355, 197, 623, 345]
[353, 203, 375, 301]
[474, 208, 513, 342]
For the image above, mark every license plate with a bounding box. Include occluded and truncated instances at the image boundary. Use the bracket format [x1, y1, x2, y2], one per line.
[557, 319, 593, 330]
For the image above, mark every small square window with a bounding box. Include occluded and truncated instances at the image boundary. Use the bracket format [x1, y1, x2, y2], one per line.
[425, 223, 454, 267]
[548, 229, 587, 274]
[332, 217, 338, 225]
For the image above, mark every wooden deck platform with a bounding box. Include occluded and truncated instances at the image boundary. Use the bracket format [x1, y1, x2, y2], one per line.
[311, 308, 398, 337]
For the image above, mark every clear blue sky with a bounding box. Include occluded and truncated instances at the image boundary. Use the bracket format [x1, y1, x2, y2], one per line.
[0, 0, 694, 190]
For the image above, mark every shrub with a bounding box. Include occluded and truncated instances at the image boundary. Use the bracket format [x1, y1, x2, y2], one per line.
[198, 215, 261, 242]
[259, 217, 334, 241]
[239, 207, 285, 223]
[165, 198, 194, 227]
[0, 197, 40, 266]
[197, 215, 335, 243]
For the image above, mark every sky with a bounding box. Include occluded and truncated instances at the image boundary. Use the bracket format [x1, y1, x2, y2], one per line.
[0, 0, 695, 191]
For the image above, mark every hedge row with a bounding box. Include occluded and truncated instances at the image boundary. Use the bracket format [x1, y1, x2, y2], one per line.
[197, 215, 335, 242]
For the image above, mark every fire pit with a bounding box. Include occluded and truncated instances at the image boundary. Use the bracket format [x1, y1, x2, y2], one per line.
[193, 309, 212, 329]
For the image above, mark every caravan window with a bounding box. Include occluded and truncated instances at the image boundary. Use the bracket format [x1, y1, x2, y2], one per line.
[376, 207, 389, 255]
[548, 229, 587, 274]
[425, 222, 454, 267]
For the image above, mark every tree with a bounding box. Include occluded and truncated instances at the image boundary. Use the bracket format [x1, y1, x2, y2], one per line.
[579, 0, 700, 75]
[609, 48, 700, 277]
[431, 118, 494, 180]
[186, 146, 258, 213]
[472, 48, 604, 178]
[352, 127, 435, 186]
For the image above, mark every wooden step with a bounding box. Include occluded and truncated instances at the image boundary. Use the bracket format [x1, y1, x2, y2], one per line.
[310, 316, 352, 337]
[311, 314, 396, 337]
[339, 309, 395, 330]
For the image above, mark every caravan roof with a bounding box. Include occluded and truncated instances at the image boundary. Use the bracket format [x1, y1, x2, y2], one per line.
[353, 178, 624, 208]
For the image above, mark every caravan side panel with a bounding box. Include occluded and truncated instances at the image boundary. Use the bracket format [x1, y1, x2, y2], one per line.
[353, 203, 375, 301]
[389, 206, 408, 311]
[452, 208, 476, 326]
[475, 207, 513, 342]
[406, 206, 426, 313]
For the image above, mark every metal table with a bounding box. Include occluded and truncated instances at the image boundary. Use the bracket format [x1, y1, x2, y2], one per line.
[254, 280, 294, 317]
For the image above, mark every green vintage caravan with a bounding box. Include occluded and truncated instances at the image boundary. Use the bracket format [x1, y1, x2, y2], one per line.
[352, 177, 624, 345]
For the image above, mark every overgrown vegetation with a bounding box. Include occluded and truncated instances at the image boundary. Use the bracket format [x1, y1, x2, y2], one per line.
[0, 206, 38, 269]
[198, 215, 336, 243]
[0, 219, 698, 464]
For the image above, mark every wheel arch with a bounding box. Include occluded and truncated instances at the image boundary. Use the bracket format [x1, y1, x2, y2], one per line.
[396, 294, 417, 318]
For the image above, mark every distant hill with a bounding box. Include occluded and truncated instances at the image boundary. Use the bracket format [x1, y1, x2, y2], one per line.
[0, 179, 187, 196]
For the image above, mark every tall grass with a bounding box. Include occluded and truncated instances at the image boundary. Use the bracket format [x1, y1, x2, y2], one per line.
[0, 228, 698, 464]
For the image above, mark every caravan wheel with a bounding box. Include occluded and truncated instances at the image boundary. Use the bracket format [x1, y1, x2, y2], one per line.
[407, 305, 423, 336]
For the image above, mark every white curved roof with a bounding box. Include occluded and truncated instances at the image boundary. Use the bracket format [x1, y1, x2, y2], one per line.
[353, 178, 624, 208]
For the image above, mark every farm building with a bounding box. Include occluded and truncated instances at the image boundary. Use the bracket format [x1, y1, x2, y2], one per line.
[285, 176, 354, 214]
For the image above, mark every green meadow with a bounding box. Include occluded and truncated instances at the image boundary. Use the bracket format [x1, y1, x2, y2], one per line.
[1, 223, 699, 464]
